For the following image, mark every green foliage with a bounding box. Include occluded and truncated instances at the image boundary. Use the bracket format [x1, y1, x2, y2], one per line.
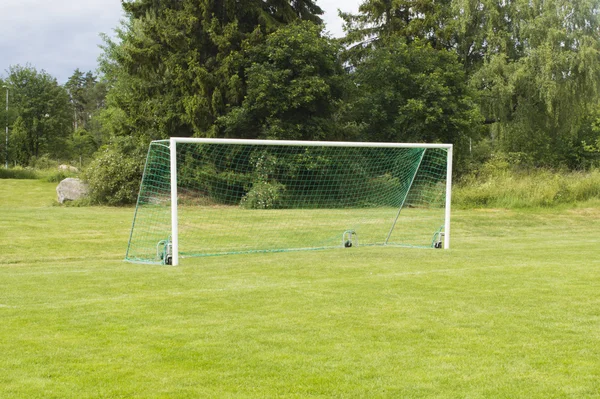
[68, 128, 99, 165]
[4, 65, 72, 165]
[219, 21, 347, 140]
[0, 157, 78, 182]
[581, 136, 600, 167]
[83, 137, 146, 205]
[346, 39, 482, 148]
[64, 70, 106, 163]
[451, 0, 528, 72]
[240, 181, 286, 209]
[469, 0, 600, 167]
[28, 154, 59, 169]
[0, 166, 38, 180]
[340, 0, 455, 63]
[365, 173, 403, 205]
[239, 151, 286, 209]
[180, 165, 251, 206]
[9, 117, 30, 166]
[64, 69, 106, 133]
[340, 0, 600, 170]
[455, 155, 600, 208]
[40, 171, 76, 183]
[99, 0, 325, 141]
[4, 0, 596, 179]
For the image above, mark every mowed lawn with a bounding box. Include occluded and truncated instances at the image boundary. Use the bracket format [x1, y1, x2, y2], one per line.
[1, 179, 599, 398]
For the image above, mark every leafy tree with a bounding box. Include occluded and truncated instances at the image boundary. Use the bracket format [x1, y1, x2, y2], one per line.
[218, 21, 347, 140]
[339, 0, 483, 172]
[449, 0, 527, 73]
[471, 0, 600, 166]
[8, 117, 28, 166]
[4, 65, 72, 165]
[99, 0, 324, 141]
[88, 0, 326, 204]
[346, 39, 481, 153]
[342, 0, 600, 169]
[70, 128, 98, 165]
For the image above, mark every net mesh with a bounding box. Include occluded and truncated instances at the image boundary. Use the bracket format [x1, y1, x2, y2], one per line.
[126, 140, 449, 264]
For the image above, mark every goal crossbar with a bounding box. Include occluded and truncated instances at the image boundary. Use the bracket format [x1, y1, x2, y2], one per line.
[165, 137, 453, 149]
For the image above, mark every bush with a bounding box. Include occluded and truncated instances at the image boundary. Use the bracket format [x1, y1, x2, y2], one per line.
[240, 181, 286, 209]
[83, 138, 146, 205]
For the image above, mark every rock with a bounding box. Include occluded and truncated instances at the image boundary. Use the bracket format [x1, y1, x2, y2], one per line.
[56, 178, 89, 204]
[58, 164, 79, 172]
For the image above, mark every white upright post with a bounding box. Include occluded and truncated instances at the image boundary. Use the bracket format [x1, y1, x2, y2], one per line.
[444, 146, 453, 249]
[4, 86, 8, 169]
[170, 138, 179, 265]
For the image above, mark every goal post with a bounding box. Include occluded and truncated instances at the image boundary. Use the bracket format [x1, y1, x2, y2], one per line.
[126, 138, 453, 266]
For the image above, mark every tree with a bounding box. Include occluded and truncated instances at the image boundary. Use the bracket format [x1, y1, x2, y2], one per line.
[0, 78, 7, 166]
[65, 69, 86, 131]
[5, 65, 72, 165]
[99, 0, 325, 141]
[345, 39, 481, 154]
[218, 21, 347, 140]
[470, 0, 600, 166]
[89, 0, 326, 205]
[65, 69, 107, 163]
[340, 0, 456, 63]
[341, 0, 600, 169]
[447, 0, 528, 73]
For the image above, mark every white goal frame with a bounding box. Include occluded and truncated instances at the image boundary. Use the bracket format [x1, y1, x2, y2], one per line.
[167, 138, 453, 266]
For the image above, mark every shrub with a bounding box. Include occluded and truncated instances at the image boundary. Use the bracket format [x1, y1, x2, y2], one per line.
[83, 138, 146, 205]
[240, 181, 286, 209]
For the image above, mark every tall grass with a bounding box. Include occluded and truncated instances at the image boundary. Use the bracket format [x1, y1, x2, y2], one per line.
[0, 167, 39, 180]
[454, 157, 600, 208]
[0, 167, 77, 182]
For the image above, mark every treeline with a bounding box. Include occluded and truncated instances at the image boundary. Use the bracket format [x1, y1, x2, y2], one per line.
[0, 66, 106, 167]
[1, 0, 600, 204]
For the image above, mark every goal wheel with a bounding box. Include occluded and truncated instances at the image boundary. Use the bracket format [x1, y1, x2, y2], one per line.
[434, 242, 442, 249]
[344, 240, 353, 248]
[165, 256, 172, 265]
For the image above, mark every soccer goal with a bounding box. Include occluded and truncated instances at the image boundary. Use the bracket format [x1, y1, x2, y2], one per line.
[126, 138, 452, 265]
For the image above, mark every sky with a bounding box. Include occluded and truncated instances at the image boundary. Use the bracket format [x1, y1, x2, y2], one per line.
[0, 0, 361, 84]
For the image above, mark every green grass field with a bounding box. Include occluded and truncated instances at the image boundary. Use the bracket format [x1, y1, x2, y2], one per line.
[128, 205, 446, 263]
[1, 179, 600, 398]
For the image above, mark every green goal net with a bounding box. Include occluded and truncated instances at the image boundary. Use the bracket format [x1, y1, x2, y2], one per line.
[126, 139, 452, 265]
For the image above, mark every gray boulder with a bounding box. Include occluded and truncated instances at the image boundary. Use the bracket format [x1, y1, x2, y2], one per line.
[57, 178, 89, 204]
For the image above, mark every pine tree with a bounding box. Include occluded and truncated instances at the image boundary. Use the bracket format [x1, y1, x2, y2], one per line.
[100, 0, 324, 140]
[340, 0, 455, 62]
